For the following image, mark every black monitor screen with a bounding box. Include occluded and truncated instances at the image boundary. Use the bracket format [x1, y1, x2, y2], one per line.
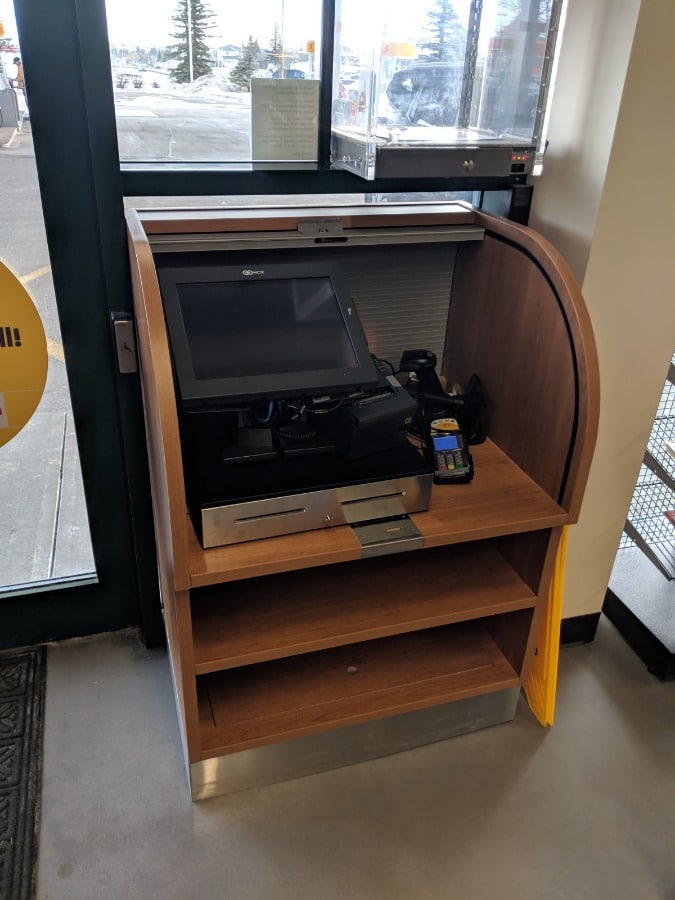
[180, 276, 358, 380]
[158, 261, 378, 406]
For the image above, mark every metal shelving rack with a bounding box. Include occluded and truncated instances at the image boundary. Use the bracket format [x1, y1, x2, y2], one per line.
[620, 353, 675, 579]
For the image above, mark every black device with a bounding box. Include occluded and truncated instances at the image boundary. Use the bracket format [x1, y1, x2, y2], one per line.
[399, 349, 486, 445]
[427, 421, 473, 483]
[158, 260, 380, 408]
[399, 348, 446, 396]
[313, 356, 417, 459]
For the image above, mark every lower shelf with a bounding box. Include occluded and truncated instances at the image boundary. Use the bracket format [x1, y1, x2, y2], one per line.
[191, 687, 521, 800]
[197, 620, 521, 759]
[191, 542, 537, 674]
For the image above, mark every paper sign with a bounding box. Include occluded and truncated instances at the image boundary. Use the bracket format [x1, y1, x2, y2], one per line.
[0, 261, 48, 448]
[251, 78, 320, 161]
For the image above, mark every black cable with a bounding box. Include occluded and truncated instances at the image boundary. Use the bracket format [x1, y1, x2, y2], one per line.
[251, 399, 277, 425]
[277, 426, 318, 442]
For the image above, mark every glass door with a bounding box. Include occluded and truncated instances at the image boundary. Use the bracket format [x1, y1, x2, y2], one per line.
[1, 0, 161, 648]
[0, 55, 95, 594]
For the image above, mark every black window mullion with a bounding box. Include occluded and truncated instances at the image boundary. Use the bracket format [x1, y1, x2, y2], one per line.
[317, 0, 336, 166]
[119, 166, 526, 197]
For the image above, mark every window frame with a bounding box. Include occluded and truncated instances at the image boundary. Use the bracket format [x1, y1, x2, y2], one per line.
[114, 0, 553, 198]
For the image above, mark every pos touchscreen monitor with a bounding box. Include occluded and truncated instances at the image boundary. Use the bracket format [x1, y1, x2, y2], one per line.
[158, 260, 379, 407]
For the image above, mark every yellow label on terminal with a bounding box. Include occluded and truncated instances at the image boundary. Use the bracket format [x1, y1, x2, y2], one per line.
[430, 417, 460, 433]
[0, 261, 48, 448]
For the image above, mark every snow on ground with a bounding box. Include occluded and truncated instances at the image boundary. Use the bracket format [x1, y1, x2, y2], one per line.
[170, 71, 237, 96]
[111, 67, 253, 105]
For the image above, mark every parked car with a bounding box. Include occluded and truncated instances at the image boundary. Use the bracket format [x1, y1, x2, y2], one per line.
[383, 62, 463, 127]
[273, 68, 306, 80]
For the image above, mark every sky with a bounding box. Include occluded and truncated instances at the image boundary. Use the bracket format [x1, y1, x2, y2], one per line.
[1, 0, 439, 51]
[0, 1, 322, 49]
[105, 0, 324, 50]
[1, 0, 498, 55]
[0, 1, 17, 42]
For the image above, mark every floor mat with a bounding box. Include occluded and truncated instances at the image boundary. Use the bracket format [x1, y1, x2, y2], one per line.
[0, 646, 46, 900]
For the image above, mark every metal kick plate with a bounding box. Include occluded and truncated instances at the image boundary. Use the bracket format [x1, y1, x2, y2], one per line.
[351, 515, 424, 558]
[190, 688, 520, 800]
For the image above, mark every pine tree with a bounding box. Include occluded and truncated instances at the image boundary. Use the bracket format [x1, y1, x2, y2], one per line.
[167, 0, 215, 84]
[230, 36, 263, 91]
[419, 0, 466, 63]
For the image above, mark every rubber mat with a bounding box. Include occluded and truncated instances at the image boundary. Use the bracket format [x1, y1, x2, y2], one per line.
[0, 646, 46, 900]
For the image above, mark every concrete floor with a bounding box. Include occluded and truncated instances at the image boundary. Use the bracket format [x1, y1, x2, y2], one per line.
[37, 615, 675, 900]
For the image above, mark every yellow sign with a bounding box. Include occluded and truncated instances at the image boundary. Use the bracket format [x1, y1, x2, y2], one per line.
[382, 41, 416, 58]
[0, 261, 48, 448]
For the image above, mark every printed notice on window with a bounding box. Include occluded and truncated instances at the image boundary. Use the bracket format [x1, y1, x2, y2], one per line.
[251, 79, 319, 162]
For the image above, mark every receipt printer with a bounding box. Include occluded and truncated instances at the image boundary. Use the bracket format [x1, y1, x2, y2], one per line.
[315, 378, 417, 460]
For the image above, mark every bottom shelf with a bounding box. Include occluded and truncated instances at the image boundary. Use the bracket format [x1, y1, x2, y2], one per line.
[197, 620, 521, 759]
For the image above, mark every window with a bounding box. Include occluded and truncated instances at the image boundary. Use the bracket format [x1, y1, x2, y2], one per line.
[106, 0, 323, 164]
[105, 0, 562, 183]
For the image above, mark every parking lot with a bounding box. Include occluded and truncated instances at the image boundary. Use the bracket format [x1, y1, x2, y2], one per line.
[113, 74, 253, 161]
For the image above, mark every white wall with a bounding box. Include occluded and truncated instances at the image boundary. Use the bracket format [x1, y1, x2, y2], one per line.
[529, 0, 642, 283]
[529, 0, 675, 619]
[561, 0, 675, 619]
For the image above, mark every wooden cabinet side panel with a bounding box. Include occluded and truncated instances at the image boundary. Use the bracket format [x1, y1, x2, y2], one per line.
[492, 527, 563, 682]
[447, 236, 577, 505]
[449, 213, 599, 519]
[161, 586, 201, 762]
[483, 608, 534, 678]
[126, 210, 201, 761]
[498, 529, 554, 597]
[126, 209, 190, 590]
